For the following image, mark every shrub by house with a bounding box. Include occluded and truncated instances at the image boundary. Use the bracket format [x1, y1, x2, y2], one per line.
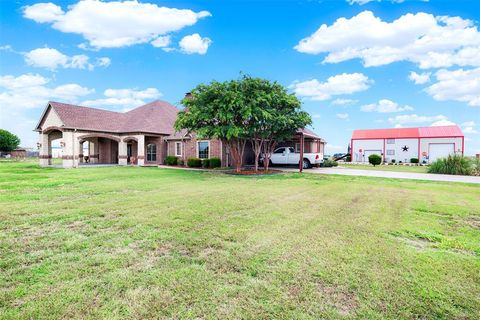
[368, 154, 382, 166]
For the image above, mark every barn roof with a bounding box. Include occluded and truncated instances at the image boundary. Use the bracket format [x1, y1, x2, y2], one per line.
[36, 100, 179, 135]
[352, 125, 464, 140]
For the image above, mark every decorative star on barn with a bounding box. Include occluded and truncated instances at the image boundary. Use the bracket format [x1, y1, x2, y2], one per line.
[402, 145, 409, 152]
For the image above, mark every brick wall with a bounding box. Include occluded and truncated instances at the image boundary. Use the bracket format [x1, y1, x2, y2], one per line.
[167, 137, 224, 165]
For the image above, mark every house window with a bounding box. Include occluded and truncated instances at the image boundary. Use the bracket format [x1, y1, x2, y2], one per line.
[197, 141, 209, 159]
[387, 139, 395, 144]
[147, 144, 157, 161]
[175, 142, 182, 156]
[387, 149, 395, 155]
[295, 143, 300, 153]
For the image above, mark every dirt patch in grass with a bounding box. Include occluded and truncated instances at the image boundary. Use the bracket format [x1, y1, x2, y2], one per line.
[464, 216, 480, 229]
[393, 234, 477, 256]
[317, 282, 360, 317]
[155, 242, 174, 256]
[397, 236, 434, 250]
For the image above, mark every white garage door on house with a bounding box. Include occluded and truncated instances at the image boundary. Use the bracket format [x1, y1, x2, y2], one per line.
[363, 149, 383, 162]
[429, 143, 454, 162]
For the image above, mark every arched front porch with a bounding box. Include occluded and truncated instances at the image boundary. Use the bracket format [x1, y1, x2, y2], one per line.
[39, 130, 125, 168]
[38, 129, 157, 168]
[78, 134, 121, 165]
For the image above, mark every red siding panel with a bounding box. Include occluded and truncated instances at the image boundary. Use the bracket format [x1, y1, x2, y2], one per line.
[352, 125, 463, 140]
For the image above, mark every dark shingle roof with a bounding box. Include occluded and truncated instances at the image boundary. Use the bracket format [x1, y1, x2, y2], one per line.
[39, 100, 179, 135]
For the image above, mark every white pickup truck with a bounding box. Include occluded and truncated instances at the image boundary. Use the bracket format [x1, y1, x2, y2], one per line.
[261, 147, 323, 169]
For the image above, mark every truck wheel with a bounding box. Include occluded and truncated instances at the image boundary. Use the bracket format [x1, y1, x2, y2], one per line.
[302, 159, 311, 169]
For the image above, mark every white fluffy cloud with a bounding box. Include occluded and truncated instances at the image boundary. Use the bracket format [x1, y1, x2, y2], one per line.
[426, 68, 480, 107]
[23, 1, 211, 49]
[460, 121, 478, 134]
[409, 71, 430, 84]
[24, 47, 110, 70]
[361, 99, 413, 113]
[332, 98, 357, 105]
[179, 33, 212, 55]
[151, 36, 171, 48]
[82, 88, 162, 109]
[431, 119, 456, 126]
[336, 113, 349, 120]
[388, 114, 448, 125]
[289, 73, 370, 101]
[294, 11, 480, 69]
[0, 73, 94, 147]
[96, 57, 111, 67]
[0, 73, 93, 109]
[347, 0, 405, 4]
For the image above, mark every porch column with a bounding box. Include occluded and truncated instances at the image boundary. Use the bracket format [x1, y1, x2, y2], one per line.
[137, 135, 145, 166]
[78, 141, 84, 164]
[61, 131, 74, 168]
[39, 133, 51, 167]
[89, 139, 99, 163]
[118, 139, 128, 165]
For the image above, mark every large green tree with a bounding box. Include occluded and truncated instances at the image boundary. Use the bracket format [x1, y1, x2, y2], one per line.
[0, 129, 20, 152]
[240, 76, 311, 172]
[175, 75, 311, 173]
[175, 79, 250, 172]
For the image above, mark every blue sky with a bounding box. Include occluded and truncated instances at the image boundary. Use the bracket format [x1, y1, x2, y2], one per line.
[1, 0, 479, 154]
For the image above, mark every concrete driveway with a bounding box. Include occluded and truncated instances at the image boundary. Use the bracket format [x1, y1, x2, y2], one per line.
[280, 166, 480, 184]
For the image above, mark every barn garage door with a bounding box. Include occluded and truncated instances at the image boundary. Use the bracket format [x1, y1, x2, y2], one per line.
[429, 143, 454, 162]
[363, 150, 382, 162]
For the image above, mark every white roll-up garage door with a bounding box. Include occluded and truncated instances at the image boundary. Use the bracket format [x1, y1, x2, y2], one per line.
[363, 150, 383, 162]
[429, 143, 454, 162]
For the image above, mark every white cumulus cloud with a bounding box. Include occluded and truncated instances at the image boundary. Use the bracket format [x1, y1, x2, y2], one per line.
[179, 33, 212, 55]
[294, 11, 480, 69]
[426, 68, 480, 107]
[0, 73, 93, 147]
[336, 113, 349, 120]
[388, 114, 448, 125]
[460, 121, 478, 134]
[409, 71, 430, 84]
[23, 1, 211, 49]
[332, 98, 357, 105]
[361, 99, 414, 113]
[82, 88, 162, 110]
[431, 119, 456, 126]
[24, 47, 110, 70]
[96, 57, 111, 67]
[289, 73, 370, 101]
[0, 73, 93, 109]
[347, 0, 405, 4]
[151, 35, 171, 48]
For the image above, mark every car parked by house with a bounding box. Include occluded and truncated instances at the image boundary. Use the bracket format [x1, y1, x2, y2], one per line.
[261, 146, 323, 168]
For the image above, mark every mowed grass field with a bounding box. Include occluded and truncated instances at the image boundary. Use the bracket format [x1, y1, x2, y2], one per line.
[1, 161, 479, 319]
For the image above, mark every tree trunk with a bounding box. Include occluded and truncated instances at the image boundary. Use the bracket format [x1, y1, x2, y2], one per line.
[251, 138, 264, 173]
[226, 138, 247, 173]
[263, 139, 277, 173]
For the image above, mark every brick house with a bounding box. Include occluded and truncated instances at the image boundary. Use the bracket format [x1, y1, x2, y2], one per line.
[35, 100, 326, 168]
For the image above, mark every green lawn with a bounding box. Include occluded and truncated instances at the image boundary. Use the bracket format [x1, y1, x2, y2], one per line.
[1, 161, 479, 319]
[340, 163, 429, 173]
